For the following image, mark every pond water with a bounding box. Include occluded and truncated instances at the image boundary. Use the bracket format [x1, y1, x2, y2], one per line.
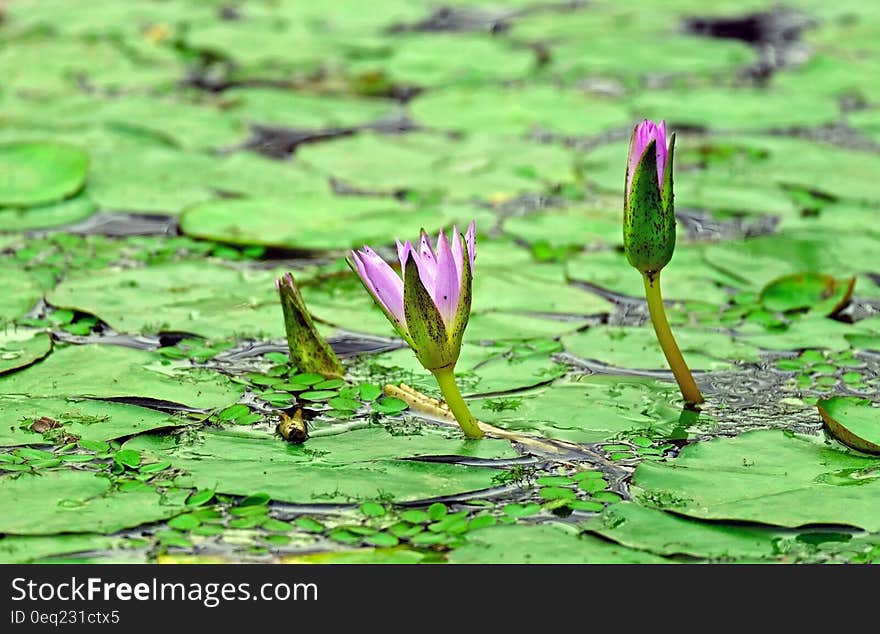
[1, 0, 879, 564]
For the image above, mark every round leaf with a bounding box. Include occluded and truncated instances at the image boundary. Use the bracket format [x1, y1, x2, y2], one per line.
[0, 141, 88, 207]
[818, 397, 880, 455]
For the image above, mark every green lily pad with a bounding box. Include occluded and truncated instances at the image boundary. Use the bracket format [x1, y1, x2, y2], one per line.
[0, 534, 125, 564]
[738, 316, 872, 353]
[410, 84, 631, 136]
[368, 342, 567, 397]
[227, 87, 396, 130]
[0, 469, 187, 535]
[0, 329, 51, 375]
[0, 344, 242, 411]
[297, 131, 579, 200]
[0, 263, 42, 325]
[124, 425, 519, 504]
[0, 34, 180, 95]
[565, 245, 730, 304]
[280, 548, 427, 564]
[354, 33, 537, 88]
[447, 523, 667, 564]
[502, 203, 622, 252]
[82, 133, 325, 214]
[0, 141, 88, 207]
[632, 86, 840, 130]
[818, 397, 880, 455]
[0, 398, 189, 447]
[48, 261, 292, 339]
[561, 325, 759, 372]
[759, 272, 855, 315]
[588, 502, 782, 561]
[180, 195, 454, 252]
[633, 430, 880, 531]
[703, 231, 880, 292]
[472, 376, 684, 444]
[0, 194, 96, 231]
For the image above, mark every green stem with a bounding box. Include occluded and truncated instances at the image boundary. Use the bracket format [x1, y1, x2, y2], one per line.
[431, 368, 484, 439]
[643, 272, 704, 405]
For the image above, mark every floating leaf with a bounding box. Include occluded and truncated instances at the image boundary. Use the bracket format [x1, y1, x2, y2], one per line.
[0, 141, 88, 207]
[634, 430, 880, 531]
[759, 272, 854, 315]
[818, 397, 880, 455]
[447, 524, 666, 564]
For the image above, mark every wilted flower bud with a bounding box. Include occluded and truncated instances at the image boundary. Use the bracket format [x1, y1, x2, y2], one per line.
[623, 119, 676, 278]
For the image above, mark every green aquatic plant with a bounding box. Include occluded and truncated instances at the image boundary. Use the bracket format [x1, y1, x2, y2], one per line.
[623, 119, 703, 405]
[350, 223, 483, 438]
[276, 272, 344, 378]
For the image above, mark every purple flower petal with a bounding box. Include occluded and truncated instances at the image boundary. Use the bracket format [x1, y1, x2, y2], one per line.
[432, 230, 460, 327]
[354, 247, 406, 327]
[626, 119, 668, 198]
[419, 230, 437, 273]
[403, 237, 437, 298]
[395, 238, 407, 266]
[451, 225, 464, 289]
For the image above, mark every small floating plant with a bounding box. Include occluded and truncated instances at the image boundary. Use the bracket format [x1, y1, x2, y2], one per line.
[623, 119, 704, 406]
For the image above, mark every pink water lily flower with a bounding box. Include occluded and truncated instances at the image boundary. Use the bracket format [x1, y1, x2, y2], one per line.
[350, 222, 483, 438]
[626, 119, 669, 200]
[351, 222, 475, 372]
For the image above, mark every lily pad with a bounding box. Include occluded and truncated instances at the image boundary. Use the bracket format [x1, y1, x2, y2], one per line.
[297, 131, 579, 200]
[759, 272, 855, 315]
[48, 261, 291, 339]
[633, 430, 880, 531]
[180, 195, 452, 252]
[447, 523, 667, 564]
[0, 141, 88, 207]
[561, 325, 759, 372]
[83, 133, 325, 214]
[0, 329, 52, 375]
[0, 344, 242, 411]
[227, 87, 396, 130]
[818, 397, 880, 455]
[354, 33, 537, 88]
[502, 203, 622, 251]
[0, 470, 187, 535]
[632, 86, 840, 130]
[703, 231, 877, 294]
[410, 84, 631, 136]
[0, 263, 42, 324]
[0, 194, 96, 231]
[565, 245, 730, 304]
[472, 376, 684, 444]
[124, 426, 518, 504]
[737, 316, 873, 353]
[588, 502, 782, 561]
[280, 548, 427, 564]
[0, 398, 189, 447]
[368, 343, 568, 397]
[0, 534, 125, 564]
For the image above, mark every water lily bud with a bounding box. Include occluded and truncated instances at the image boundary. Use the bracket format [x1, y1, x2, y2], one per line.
[350, 223, 475, 372]
[623, 119, 676, 278]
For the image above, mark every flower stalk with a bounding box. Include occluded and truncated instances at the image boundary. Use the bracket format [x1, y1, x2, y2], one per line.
[642, 271, 703, 405]
[431, 367, 483, 439]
